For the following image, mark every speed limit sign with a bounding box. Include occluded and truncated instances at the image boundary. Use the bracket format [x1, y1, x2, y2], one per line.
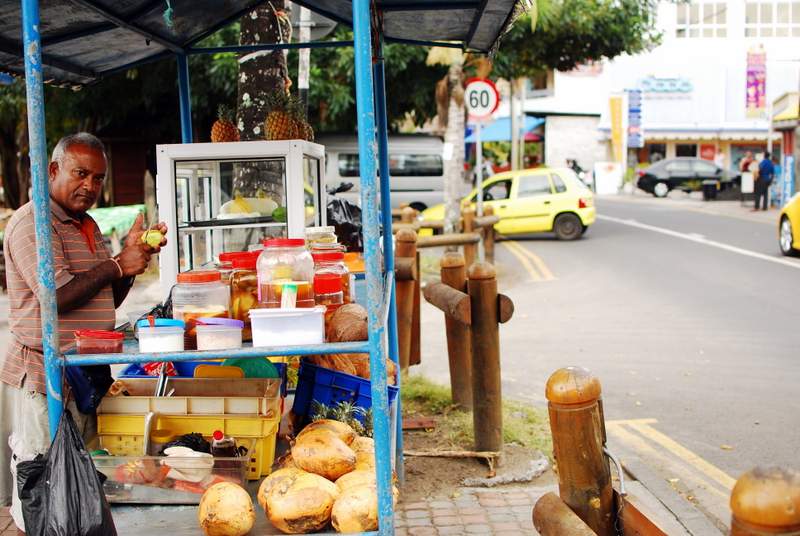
[465, 78, 500, 121]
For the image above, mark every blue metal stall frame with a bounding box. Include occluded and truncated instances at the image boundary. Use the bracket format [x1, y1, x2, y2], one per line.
[15, 0, 521, 533]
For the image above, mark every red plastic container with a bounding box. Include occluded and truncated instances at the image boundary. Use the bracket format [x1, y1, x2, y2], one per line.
[74, 329, 124, 354]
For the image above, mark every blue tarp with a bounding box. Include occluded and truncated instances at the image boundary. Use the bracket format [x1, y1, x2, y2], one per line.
[465, 116, 544, 143]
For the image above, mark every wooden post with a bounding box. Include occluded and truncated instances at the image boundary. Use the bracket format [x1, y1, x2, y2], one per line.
[440, 252, 472, 409]
[533, 492, 596, 536]
[730, 467, 800, 535]
[462, 206, 477, 268]
[394, 228, 417, 370]
[483, 205, 495, 264]
[545, 367, 615, 536]
[401, 206, 417, 225]
[410, 250, 421, 366]
[467, 262, 502, 452]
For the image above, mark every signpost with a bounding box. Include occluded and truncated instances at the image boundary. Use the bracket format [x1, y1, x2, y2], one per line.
[465, 78, 500, 262]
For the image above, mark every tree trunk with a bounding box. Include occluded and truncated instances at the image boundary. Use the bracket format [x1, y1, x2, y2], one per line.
[443, 58, 465, 235]
[15, 114, 30, 207]
[0, 131, 20, 209]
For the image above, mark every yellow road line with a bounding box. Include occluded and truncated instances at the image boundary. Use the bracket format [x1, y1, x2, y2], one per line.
[606, 418, 659, 426]
[501, 242, 542, 282]
[606, 422, 730, 500]
[508, 241, 556, 280]
[627, 421, 736, 491]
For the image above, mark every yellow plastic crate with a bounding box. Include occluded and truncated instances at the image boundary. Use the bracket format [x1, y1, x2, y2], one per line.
[97, 413, 279, 480]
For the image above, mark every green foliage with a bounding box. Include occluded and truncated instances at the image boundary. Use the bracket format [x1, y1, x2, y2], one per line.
[310, 400, 372, 437]
[493, 0, 662, 79]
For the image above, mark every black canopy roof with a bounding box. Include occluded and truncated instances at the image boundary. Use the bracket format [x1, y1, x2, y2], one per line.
[0, 0, 525, 86]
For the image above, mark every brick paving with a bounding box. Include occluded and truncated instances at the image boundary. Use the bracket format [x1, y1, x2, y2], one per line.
[395, 486, 555, 535]
[1, 507, 15, 536]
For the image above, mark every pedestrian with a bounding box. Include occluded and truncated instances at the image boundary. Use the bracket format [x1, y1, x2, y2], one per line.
[739, 151, 754, 174]
[753, 151, 775, 211]
[714, 150, 724, 170]
[0, 133, 168, 534]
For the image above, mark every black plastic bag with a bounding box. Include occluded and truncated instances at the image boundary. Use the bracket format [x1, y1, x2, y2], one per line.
[327, 183, 363, 252]
[16, 410, 117, 536]
[158, 432, 210, 455]
[65, 365, 114, 414]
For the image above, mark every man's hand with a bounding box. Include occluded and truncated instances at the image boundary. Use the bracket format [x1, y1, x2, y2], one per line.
[125, 213, 168, 253]
[115, 244, 151, 277]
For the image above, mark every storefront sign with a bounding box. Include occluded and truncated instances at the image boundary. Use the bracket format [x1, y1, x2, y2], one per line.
[626, 89, 644, 149]
[640, 76, 692, 94]
[609, 95, 625, 163]
[746, 47, 767, 118]
[700, 144, 716, 161]
[782, 155, 795, 207]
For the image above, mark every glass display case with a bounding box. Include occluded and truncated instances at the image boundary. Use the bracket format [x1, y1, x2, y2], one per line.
[156, 141, 325, 297]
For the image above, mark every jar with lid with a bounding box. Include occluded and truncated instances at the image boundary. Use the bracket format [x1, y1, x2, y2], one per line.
[257, 238, 315, 308]
[305, 226, 337, 249]
[172, 271, 230, 349]
[314, 273, 344, 327]
[312, 250, 352, 304]
[218, 252, 251, 285]
[229, 253, 260, 340]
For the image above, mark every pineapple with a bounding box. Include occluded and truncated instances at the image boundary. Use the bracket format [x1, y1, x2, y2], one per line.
[264, 92, 314, 141]
[210, 105, 239, 142]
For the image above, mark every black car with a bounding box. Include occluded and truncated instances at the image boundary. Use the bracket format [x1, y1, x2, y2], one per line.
[636, 157, 726, 198]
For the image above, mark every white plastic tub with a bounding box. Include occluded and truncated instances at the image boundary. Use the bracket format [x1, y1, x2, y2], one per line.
[249, 306, 325, 347]
[196, 322, 243, 351]
[138, 327, 185, 353]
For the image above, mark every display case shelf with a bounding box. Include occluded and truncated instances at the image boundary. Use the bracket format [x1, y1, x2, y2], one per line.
[177, 221, 286, 232]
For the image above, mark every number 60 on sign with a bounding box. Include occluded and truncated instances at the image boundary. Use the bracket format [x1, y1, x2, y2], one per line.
[465, 78, 500, 121]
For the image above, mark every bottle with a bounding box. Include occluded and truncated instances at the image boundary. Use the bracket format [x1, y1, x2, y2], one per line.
[314, 273, 344, 328]
[210, 430, 238, 458]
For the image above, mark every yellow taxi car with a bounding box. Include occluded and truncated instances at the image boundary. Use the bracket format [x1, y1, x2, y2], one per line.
[421, 167, 596, 240]
[779, 193, 800, 256]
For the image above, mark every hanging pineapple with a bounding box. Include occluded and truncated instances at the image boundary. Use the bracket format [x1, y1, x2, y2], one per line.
[210, 105, 239, 142]
[264, 92, 314, 141]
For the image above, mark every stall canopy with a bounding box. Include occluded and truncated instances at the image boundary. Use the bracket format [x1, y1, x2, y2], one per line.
[0, 0, 525, 86]
[465, 115, 544, 143]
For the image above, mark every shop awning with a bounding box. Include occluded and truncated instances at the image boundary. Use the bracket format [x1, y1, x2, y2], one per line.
[465, 116, 544, 143]
[0, 0, 528, 86]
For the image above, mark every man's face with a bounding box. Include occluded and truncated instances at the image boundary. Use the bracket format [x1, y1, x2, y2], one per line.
[49, 144, 107, 215]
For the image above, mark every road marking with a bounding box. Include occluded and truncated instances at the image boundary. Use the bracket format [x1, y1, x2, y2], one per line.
[598, 214, 800, 270]
[501, 242, 542, 282]
[502, 241, 556, 281]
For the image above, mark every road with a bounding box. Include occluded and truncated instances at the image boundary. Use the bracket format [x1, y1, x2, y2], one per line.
[417, 195, 800, 533]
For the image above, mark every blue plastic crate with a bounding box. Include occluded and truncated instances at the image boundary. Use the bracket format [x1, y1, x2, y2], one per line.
[119, 360, 287, 396]
[293, 361, 398, 423]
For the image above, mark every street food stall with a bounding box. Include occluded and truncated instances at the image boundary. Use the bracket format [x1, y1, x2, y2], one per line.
[0, 0, 526, 533]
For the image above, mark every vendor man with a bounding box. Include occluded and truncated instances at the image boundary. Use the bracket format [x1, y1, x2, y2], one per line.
[0, 133, 167, 534]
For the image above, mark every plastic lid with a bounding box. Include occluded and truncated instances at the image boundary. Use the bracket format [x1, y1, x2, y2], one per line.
[177, 270, 221, 283]
[219, 251, 252, 262]
[212, 430, 224, 441]
[197, 317, 244, 329]
[136, 318, 186, 328]
[314, 273, 343, 294]
[312, 251, 345, 263]
[74, 329, 124, 340]
[262, 238, 305, 248]
[232, 252, 260, 270]
[305, 226, 335, 234]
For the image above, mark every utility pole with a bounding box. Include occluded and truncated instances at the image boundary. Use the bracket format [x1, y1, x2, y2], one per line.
[297, 6, 311, 112]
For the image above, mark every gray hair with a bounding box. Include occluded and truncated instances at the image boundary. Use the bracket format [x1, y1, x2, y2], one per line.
[50, 132, 106, 164]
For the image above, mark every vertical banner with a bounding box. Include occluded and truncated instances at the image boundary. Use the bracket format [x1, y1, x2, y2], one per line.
[626, 89, 644, 149]
[782, 155, 795, 207]
[746, 46, 767, 118]
[609, 95, 625, 163]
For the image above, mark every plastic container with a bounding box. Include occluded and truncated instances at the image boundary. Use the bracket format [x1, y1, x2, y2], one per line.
[249, 306, 325, 347]
[137, 318, 185, 353]
[293, 362, 399, 425]
[172, 270, 230, 349]
[305, 226, 337, 248]
[257, 238, 315, 308]
[229, 254, 260, 340]
[74, 329, 124, 354]
[314, 273, 344, 327]
[195, 318, 243, 351]
[313, 250, 352, 304]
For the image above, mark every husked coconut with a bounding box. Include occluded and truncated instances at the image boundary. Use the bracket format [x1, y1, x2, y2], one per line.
[265, 470, 340, 534]
[258, 467, 304, 512]
[335, 469, 375, 493]
[198, 482, 255, 536]
[292, 432, 356, 481]
[331, 484, 400, 533]
[327, 303, 368, 342]
[354, 449, 375, 471]
[350, 436, 374, 454]
[296, 419, 356, 445]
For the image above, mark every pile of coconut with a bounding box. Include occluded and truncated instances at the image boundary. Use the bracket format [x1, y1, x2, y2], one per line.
[197, 419, 397, 535]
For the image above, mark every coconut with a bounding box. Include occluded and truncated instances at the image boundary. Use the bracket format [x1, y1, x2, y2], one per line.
[335, 469, 376, 493]
[354, 449, 376, 471]
[258, 467, 305, 513]
[296, 419, 356, 445]
[331, 484, 400, 533]
[198, 482, 255, 536]
[350, 436, 374, 454]
[292, 432, 356, 481]
[327, 303, 368, 342]
[265, 470, 340, 534]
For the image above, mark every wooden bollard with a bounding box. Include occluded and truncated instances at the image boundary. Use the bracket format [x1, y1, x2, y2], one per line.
[467, 262, 502, 452]
[440, 252, 472, 409]
[394, 228, 417, 370]
[545, 367, 614, 536]
[401, 206, 417, 224]
[483, 205, 496, 264]
[410, 248, 421, 366]
[462, 207, 477, 268]
[533, 492, 596, 536]
[730, 467, 800, 535]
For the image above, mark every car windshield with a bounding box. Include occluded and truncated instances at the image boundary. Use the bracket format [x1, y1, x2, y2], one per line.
[559, 169, 591, 191]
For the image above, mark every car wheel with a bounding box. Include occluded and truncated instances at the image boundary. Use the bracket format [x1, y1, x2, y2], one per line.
[779, 216, 797, 256]
[653, 182, 669, 198]
[553, 213, 583, 240]
[410, 202, 427, 212]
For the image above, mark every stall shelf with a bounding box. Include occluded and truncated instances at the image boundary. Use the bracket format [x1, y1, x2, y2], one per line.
[5, 0, 525, 533]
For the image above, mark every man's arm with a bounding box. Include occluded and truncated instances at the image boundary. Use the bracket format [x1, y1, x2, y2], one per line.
[112, 276, 135, 308]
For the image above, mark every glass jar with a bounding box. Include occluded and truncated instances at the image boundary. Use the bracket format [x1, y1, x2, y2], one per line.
[230, 254, 260, 340]
[305, 226, 337, 249]
[172, 270, 230, 349]
[312, 250, 352, 304]
[257, 238, 315, 308]
[218, 252, 250, 285]
[314, 273, 344, 328]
